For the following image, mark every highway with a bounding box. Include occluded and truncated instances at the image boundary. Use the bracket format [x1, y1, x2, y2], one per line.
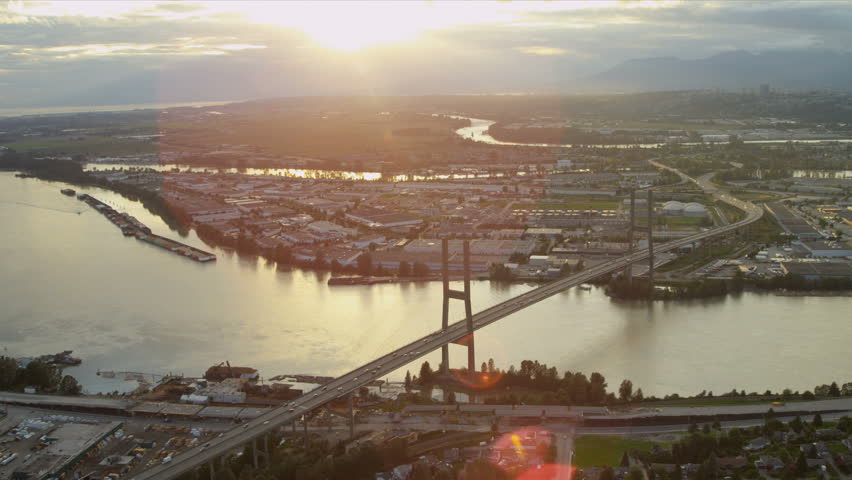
[131, 164, 764, 480]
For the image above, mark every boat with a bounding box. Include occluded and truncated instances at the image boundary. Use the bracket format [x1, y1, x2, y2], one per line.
[60, 188, 76, 196]
[328, 276, 395, 286]
[578, 284, 592, 291]
[37, 350, 82, 366]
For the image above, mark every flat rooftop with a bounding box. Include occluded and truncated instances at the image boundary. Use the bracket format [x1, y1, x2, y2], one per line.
[9, 421, 122, 479]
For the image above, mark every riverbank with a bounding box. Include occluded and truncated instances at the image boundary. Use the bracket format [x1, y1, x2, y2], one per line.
[773, 289, 852, 297]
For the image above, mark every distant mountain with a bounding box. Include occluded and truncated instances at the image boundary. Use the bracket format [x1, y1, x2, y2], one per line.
[578, 50, 852, 92]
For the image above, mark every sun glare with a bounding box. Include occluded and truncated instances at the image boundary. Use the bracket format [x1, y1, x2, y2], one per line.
[237, 1, 477, 52]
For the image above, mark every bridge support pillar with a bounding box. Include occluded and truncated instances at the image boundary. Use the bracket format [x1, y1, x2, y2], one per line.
[349, 393, 356, 439]
[303, 414, 309, 447]
[208, 460, 216, 480]
[624, 189, 636, 284]
[252, 435, 270, 469]
[440, 239, 475, 379]
[647, 190, 655, 293]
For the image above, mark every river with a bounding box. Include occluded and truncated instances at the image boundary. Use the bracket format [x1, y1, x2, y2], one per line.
[454, 116, 852, 149]
[1, 171, 850, 397]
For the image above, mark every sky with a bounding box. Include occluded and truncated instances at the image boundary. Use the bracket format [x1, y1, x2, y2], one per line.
[2, 0, 852, 108]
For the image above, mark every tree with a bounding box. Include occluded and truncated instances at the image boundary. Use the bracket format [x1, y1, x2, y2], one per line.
[481, 362, 488, 373]
[795, 452, 808, 474]
[419, 361, 434, 385]
[632, 388, 644, 402]
[599, 467, 616, 480]
[487, 358, 495, 373]
[790, 416, 803, 433]
[447, 391, 456, 404]
[398, 261, 411, 277]
[0, 356, 17, 390]
[59, 375, 81, 395]
[829, 382, 840, 397]
[813, 413, 823, 427]
[356, 253, 372, 276]
[404, 371, 412, 391]
[619, 379, 633, 402]
[412, 262, 429, 277]
[21, 360, 60, 391]
[410, 462, 434, 480]
[589, 372, 608, 404]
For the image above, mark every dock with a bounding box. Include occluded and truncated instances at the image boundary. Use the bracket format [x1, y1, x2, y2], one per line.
[76, 193, 216, 263]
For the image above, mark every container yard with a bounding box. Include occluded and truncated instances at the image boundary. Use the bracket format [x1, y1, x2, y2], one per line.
[77, 192, 216, 263]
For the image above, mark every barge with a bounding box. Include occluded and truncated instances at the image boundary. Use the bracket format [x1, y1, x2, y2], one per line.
[79, 194, 216, 263]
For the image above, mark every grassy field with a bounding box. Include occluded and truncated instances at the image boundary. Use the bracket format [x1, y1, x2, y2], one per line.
[3, 136, 157, 156]
[657, 216, 713, 228]
[573, 435, 665, 468]
[730, 190, 786, 203]
[647, 397, 804, 407]
[158, 112, 466, 157]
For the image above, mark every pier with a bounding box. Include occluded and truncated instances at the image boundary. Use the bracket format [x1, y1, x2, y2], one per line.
[77, 192, 216, 263]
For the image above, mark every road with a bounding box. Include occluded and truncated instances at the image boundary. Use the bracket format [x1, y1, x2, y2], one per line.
[130, 164, 764, 480]
[553, 430, 575, 480]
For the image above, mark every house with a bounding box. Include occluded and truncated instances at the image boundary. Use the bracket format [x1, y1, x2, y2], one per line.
[391, 464, 412, 480]
[755, 456, 785, 472]
[353, 235, 386, 249]
[717, 456, 748, 469]
[816, 428, 843, 439]
[745, 437, 771, 451]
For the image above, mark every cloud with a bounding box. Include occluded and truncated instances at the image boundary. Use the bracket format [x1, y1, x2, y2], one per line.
[515, 46, 576, 56]
[150, 2, 206, 14]
[2, 0, 852, 107]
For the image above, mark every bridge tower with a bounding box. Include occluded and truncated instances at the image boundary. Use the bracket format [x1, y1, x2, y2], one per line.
[441, 239, 475, 379]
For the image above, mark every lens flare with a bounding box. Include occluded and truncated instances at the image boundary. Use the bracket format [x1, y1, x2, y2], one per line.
[485, 427, 572, 478]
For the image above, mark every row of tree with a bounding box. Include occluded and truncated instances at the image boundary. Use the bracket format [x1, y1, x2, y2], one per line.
[407, 359, 640, 406]
[0, 356, 81, 395]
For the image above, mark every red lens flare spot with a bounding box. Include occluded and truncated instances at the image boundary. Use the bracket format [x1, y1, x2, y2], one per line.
[450, 367, 504, 390]
[486, 427, 563, 477]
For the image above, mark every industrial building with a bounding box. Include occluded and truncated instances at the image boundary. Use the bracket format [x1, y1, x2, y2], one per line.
[765, 203, 822, 239]
[780, 262, 852, 280]
[661, 201, 708, 217]
[345, 207, 423, 228]
[799, 240, 852, 258]
[404, 238, 535, 256]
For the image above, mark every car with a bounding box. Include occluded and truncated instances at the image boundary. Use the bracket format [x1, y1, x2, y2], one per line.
[288, 408, 295, 412]
[353, 377, 358, 381]
[337, 387, 343, 391]
[313, 393, 318, 398]
[263, 420, 270, 424]
[243, 424, 249, 429]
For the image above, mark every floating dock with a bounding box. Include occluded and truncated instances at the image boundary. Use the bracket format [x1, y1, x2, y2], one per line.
[77, 192, 216, 263]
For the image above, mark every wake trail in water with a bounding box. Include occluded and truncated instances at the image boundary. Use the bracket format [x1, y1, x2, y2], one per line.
[1, 200, 86, 215]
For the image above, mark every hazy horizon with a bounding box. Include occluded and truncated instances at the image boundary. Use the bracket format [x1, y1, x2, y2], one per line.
[4, 1, 852, 108]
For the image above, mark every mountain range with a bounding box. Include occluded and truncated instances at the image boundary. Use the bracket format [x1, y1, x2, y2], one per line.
[577, 50, 852, 92]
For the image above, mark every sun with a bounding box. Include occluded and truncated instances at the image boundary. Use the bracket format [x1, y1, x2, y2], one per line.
[234, 1, 499, 52]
